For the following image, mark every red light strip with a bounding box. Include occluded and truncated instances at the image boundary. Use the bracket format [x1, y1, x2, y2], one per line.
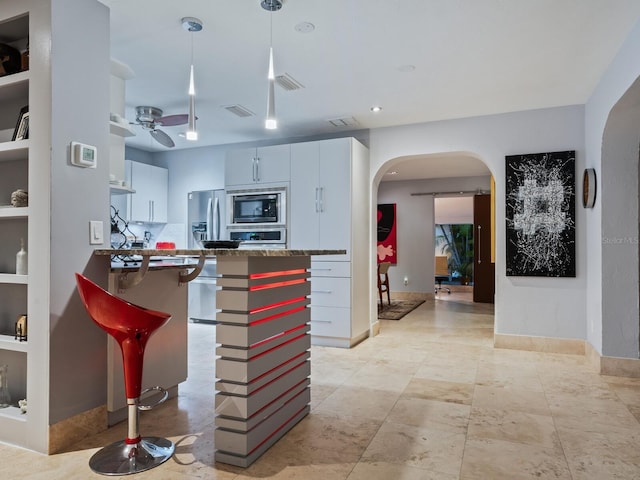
[249, 269, 307, 279]
[248, 378, 308, 420]
[249, 278, 307, 291]
[248, 360, 308, 396]
[248, 403, 308, 455]
[249, 296, 307, 315]
[249, 306, 306, 327]
[248, 351, 308, 385]
[249, 324, 307, 350]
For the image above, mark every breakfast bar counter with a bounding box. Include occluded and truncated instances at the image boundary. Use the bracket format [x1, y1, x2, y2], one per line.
[94, 248, 345, 467]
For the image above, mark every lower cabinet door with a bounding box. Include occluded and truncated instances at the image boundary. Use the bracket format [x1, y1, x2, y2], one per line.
[309, 306, 351, 338]
[309, 276, 350, 308]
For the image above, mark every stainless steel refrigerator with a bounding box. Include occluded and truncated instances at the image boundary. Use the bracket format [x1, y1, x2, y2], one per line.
[188, 189, 227, 248]
[187, 189, 226, 323]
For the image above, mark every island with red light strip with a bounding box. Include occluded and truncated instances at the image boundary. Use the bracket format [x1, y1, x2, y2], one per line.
[94, 248, 346, 467]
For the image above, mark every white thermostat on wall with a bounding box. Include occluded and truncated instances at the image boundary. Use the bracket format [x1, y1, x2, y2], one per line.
[70, 141, 97, 168]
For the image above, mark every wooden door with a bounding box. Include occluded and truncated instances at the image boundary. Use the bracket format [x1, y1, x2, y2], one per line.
[473, 194, 495, 303]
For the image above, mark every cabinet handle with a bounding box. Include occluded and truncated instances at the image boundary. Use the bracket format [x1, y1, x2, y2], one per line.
[315, 187, 319, 212]
[310, 320, 331, 324]
[311, 290, 332, 294]
[309, 268, 332, 272]
[253, 157, 260, 182]
[477, 224, 482, 264]
[319, 187, 324, 212]
[252, 158, 257, 182]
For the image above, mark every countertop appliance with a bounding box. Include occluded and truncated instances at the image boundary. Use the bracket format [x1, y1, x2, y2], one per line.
[188, 189, 227, 248]
[227, 186, 286, 227]
[229, 228, 287, 249]
[187, 189, 226, 323]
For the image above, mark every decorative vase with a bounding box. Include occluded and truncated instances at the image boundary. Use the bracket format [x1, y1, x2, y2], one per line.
[0, 365, 11, 408]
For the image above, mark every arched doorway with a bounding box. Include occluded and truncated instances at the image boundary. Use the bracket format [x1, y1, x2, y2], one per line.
[600, 75, 640, 359]
[370, 152, 496, 335]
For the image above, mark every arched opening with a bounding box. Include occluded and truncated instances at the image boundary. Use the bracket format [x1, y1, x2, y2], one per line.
[600, 75, 640, 359]
[370, 151, 496, 335]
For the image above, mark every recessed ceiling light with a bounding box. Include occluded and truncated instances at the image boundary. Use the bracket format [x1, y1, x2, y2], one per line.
[370, 106, 382, 113]
[398, 64, 416, 72]
[294, 22, 315, 33]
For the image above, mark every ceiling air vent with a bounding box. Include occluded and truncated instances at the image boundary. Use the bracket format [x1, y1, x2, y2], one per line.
[223, 104, 255, 118]
[328, 116, 359, 127]
[275, 73, 304, 91]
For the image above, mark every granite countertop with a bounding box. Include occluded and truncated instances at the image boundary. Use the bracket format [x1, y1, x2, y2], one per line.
[96, 248, 347, 257]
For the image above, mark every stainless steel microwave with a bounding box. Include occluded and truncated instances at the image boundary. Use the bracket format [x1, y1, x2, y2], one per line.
[227, 187, 286, 226]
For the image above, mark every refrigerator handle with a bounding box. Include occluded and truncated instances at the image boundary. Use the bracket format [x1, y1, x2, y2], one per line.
[213, 196, 220, 240]
[206, 197, 213, 240]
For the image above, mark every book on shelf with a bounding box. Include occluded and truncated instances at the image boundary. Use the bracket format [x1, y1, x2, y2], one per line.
[12, 106, 28, 141]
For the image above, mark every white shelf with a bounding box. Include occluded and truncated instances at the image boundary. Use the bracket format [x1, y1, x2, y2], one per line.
[0, 206, 28, 218]
[0, 139, 29, 162]
[0, 405, 27, 422]
[0, 273, 27, 284]
[0, 70, 29, 101]
[110, 184, 135, 195]
[110, 121, 136, 137]
[0, 334, 28, 353]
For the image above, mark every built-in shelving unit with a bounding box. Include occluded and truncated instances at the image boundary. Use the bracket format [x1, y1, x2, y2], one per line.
[0, 6, 30, 450]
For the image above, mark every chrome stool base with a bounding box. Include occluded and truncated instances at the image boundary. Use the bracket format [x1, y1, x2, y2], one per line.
[89, 437, 175, 476]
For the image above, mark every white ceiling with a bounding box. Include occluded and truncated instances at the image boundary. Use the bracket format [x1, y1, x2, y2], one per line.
[100, 0, 640, 179]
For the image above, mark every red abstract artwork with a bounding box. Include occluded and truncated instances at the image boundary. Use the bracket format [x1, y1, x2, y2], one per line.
[377, 203, 397, 264]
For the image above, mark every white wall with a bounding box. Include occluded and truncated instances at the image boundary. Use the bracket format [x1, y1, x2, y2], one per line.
[435, 196, 475, 225]
[153, 145, 226, 247]
[370, 106, 587, 341]
[378, 176, 490, 295]
[48, 0, 111, 426]
[585, 18, 640, 358]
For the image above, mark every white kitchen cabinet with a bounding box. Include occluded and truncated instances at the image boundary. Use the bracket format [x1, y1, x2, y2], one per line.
[290, 138, 351, 260]
[290, 137, 370, 347]
[125, 160, 168, 223]
[225, 144, 290, 186]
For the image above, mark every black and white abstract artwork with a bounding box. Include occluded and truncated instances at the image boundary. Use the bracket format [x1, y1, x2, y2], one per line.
[505, 150, 576, 277]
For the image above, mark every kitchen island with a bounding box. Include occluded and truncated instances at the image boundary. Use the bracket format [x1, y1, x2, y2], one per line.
[94, 247, 345, 467]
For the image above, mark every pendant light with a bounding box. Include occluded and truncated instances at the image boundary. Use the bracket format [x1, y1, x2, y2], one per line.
[261, 0, 282, 130]
[182, 17, 203, 141]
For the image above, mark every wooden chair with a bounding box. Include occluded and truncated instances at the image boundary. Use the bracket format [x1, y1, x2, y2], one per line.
[377, 262, 391, 306]
[434, 256, 451, 294]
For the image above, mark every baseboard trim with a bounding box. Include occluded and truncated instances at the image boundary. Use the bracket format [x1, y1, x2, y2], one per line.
[48, 404, 107, 454]
[494, 333, 585, 355]
[586, 341, 640, 378]
[496, 334, 640, 378]
[371, 320, 380, 337]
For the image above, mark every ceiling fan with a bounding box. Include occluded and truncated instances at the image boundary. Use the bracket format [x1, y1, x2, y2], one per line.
[131, 106, 190, 148]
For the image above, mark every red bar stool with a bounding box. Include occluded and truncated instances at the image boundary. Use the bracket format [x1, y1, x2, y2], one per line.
[75, 273, 175, 475]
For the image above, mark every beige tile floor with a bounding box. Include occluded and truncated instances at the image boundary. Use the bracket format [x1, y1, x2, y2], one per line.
[4, 294, 640, 479]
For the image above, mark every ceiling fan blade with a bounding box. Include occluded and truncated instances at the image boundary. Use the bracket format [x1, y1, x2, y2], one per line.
[150, 129, 175, 148]
[156, 114, 189, 126]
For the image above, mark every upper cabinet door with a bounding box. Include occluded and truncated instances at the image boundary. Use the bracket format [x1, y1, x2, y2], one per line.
[225, 148, 255, 186]
[255, 144, 290, 184]
[318, 138, 351, 256]
[289, 138, 352, 259]
[126, 160, 168, 223]
[290, 141, 321, 249]
[151, 165, 168, 223]
[225, 144, 291, 187]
